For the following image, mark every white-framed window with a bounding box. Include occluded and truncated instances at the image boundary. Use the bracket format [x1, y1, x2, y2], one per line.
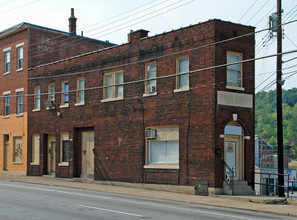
[61, 81, 69, 106]
[17, 46, 24, 70]
[4, 50, 11, 73]
[17, 92, 23, 115]
[48, 84, 55, 101]
[31, 134, 40, 165]
[144, 63, 157, 95]
[175, 56, 189, 91]
[227, 52, 242, 88]
[76, 78, 85, 104]
[13, 137, 23, 164]
[59, 133, 70, 166]
[34, 86, 41, 110]
[4, 95, 10, 117]
[145, 127, 179, 169]
[103, 71, 123, 101]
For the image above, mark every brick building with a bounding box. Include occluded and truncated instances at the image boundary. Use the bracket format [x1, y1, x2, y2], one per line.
[27, 19, 255, 195]
[0, 9, 114, 174]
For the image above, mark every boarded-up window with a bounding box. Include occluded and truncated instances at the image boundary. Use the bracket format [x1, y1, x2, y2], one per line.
[32, 134, 40, 165]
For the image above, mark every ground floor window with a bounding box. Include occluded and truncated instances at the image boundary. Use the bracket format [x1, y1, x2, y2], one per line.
[145, 126, 179, 168]
[59, 133, 70, 166]
[62, 140, 70, 162]
[31, 134, 40, 165]
[13, 137, 23, 163]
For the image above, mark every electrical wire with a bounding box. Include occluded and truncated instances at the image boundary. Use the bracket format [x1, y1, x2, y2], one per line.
[245, 0, 270, 24]
[0, 0, 40, 15]
[238, 0, 258, 23]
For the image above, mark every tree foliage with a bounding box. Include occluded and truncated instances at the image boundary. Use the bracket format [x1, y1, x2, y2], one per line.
[255, 88, 297, 158]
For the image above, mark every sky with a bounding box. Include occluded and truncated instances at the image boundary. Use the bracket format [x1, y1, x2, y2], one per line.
[0, 0, 296, 92]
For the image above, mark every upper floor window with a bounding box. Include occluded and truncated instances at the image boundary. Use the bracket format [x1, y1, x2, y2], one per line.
[34, 87, 41, 110]
[48, 84, 55, 102]
[103, 71, 123, 101]
[17, 46, 24, 70]
[17, 92, 23, 115]
[4, 50, 11, 74]
[4, 95, 10, 117]
[76, 78, 85, 104]
[145, 63, 157, 95]
[176, 57, 189, 91]
[61, 82, 69, 106]
[227, 52, 242, 88]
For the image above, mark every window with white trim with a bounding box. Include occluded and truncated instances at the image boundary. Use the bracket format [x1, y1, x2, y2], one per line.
[4, 95, 10, 117]
[145, 63, 157, 94]
[59, 133, 70, 165]
[13, 137, 23, 164]
[48, 84, 55, 101]
[76, 78, 85, 104]
[176, 57, 189, 90]
[103, 71, 123, 100]
[17, 92, 23, 115]
[227, 52, 242, 87]
[61, 82, 69, 105]
[34, 87, 41, 110]
[4, 50, 10, 73]
[17, 46, 24, 70]
[145, 127, 179, 169]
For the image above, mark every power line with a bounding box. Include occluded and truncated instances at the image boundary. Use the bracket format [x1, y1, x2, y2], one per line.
[238, 0, 258, 23]
[245, 0, 270, 24]
[0, 0, 40, 15]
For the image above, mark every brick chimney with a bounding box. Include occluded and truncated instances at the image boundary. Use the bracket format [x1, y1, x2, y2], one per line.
[128, 29, 149, 43]
[68, 8, 77, 34]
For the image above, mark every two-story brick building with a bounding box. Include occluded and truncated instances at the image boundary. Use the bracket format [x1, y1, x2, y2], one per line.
[27, 19, 255, 195]
[0, 9, 114, 174]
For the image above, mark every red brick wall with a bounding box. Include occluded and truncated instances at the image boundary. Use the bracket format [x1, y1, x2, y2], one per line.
[27, 20, 255, 188]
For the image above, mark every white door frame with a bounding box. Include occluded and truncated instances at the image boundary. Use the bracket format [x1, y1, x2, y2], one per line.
[81, 131, 94, 179]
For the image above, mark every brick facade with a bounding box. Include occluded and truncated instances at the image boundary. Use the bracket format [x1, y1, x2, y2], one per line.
[27, 19, 255, 191]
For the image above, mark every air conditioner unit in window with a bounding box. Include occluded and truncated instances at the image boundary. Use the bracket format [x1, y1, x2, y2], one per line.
[45, 100, 55, 109]
[146, 85, 156, 93]
[145, 129, 157, 139]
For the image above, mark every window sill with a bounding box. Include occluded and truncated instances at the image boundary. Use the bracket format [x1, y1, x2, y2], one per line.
[3, 115, 10, 119]
[30, 162, 40, 166]
[226, 85, 245, 91]
[101, 97, 123, 103]
[32, 108, 40, 112]
[143, 164, 179, 169]
[13, 162, 23, 165]
[3, 72, 10, 76]
[75, 102, 85, 106]
[174, 87, 190, 93]
[16, 68, 24, 72]
[143, 92, 157, 97]
[46, 106, 56, 110]
[16, 113, 23, 117]
[60, 103, 69, 108]
[58, 162, 69, 167]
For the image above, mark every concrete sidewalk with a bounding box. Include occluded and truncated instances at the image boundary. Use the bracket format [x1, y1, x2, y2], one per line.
[0, 172, 297, 218]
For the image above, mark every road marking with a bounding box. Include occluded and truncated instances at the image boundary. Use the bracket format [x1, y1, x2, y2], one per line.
[0, 182, 55, 192]
[78, 204, 143, 217]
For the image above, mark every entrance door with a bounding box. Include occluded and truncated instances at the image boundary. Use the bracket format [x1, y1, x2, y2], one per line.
[4, 138, 9, 171]
[81, 131, 94, 179]
[224, 136, 243, 180]
[47, 135, 56, 174]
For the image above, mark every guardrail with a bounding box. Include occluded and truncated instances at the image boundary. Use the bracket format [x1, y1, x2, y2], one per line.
[254, 172, 297, 198]
[223, 161, 234, 195]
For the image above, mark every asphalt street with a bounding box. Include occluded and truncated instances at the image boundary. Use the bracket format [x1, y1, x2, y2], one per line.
[0, 180, 295, 220]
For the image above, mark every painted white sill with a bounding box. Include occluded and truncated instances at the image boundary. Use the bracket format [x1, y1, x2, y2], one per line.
[46, 106, 55, 111]
[13, 162, 23, 165]
[3, 115, 10, 119]
[32, 108, 40, 112]
[75, 102, 85, 106]
[58, 162, 69, 166]
[60, 103, 69, 108]
[16, 113, 23, 117]
[3, 72, 10, 76]
[174, 87, 190, 93]
[101, 97, 124, 103]
[16, 68, 24, 72]
[226, 85, 245, 91]
[30, 162, 40, 166]
[143, 164, 180, 169]
[143, 92, 157, 97]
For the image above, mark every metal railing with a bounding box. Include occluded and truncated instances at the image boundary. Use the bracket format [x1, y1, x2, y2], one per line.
[223, 161, 234, 195]
[254, 172, 297, 198]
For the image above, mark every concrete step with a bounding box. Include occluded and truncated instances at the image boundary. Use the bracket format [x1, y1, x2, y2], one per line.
[223, 181, 255, 195]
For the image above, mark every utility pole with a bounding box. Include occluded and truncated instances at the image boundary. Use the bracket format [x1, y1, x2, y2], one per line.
[276, 0, 284, 197]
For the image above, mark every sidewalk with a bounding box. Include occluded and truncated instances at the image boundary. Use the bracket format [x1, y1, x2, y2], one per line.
[0, 172, 297, 217]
